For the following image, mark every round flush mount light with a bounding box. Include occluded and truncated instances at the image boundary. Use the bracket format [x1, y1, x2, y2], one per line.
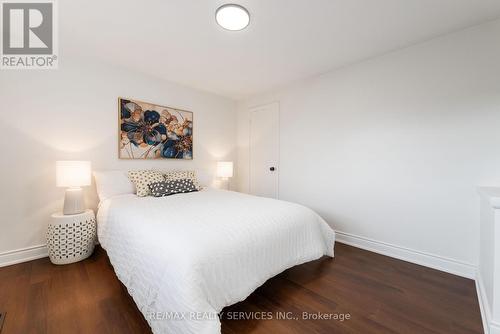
[215, 4, 250, 31]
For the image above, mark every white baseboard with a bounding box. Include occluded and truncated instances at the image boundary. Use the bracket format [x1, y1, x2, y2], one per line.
[476, 273, 500, 334]
[335, 230, 476, 279]
[0, 234, 476, 278]
[0, 244, 48, 267]
[476, 273, 491, 334]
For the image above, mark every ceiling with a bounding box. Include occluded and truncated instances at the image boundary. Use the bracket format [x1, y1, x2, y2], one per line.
[61, 0, 500, 100]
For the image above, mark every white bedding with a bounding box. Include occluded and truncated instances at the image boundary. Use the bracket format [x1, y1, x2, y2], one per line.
[97, 189, 335, 334]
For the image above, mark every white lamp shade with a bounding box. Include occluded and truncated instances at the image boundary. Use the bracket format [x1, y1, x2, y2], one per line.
[216, 161, 233, 178]
[56, 161, 91, 188]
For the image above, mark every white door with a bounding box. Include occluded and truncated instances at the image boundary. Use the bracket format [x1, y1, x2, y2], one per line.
[249, 102, 279, 198]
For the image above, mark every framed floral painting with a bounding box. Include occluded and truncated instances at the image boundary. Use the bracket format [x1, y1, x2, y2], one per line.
[119, 98, 193, 159]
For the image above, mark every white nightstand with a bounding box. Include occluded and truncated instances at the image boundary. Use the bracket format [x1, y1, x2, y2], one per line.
[46, 209, 96, 265]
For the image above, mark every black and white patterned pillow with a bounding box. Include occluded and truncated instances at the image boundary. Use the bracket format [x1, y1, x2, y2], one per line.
[157, 170, 202, 190]
[127, 170, 164, 197]
[148, 179, 198, 197]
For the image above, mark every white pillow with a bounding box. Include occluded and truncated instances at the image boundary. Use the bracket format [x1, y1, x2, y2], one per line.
[93, 170, 135, 201]
[195, 169, 211, 188]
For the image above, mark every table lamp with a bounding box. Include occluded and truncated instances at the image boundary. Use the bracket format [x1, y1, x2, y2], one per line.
[216, 161, 233, 190]
[56, 161, 91, 215]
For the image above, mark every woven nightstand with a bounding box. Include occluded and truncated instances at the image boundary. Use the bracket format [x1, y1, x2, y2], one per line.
[47, 209, 96, 265]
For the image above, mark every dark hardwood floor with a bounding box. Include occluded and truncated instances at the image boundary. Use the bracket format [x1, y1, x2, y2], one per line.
[0, 243, 482, 334]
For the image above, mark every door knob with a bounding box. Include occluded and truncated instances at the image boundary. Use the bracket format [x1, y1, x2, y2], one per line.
[270, 167, 275, 171]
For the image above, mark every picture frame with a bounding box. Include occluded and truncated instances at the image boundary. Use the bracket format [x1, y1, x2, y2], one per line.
[118, 97, 193, 160]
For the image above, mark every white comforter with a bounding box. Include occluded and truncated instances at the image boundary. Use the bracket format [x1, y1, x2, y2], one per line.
[97, 189, 335, 334]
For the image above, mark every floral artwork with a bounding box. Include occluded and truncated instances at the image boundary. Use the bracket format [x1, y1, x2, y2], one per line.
[119, 98, 193, 159]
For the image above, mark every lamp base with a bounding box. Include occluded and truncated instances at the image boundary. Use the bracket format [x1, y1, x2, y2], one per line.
[63, 187, 85, 215]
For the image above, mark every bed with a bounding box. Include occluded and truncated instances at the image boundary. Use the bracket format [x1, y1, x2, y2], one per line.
[97, 187, 335, 334]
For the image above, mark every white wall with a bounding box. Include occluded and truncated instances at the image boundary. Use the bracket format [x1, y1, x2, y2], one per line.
[0, 57, 236, 255]
[237, 19, 500, 270]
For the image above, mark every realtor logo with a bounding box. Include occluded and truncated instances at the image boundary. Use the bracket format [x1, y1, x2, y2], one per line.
[1, 0, 58, 69]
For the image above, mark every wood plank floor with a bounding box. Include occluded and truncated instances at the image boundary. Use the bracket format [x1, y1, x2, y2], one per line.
[0, 243, 482, 334]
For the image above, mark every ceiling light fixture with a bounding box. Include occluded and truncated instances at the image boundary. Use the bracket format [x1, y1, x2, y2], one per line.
[215, 4, 250, 31]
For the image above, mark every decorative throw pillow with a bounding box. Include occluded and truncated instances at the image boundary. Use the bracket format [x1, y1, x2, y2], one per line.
[148, 179, 198, 197]
[161, 170, 202, 190]
[127, 170, 164, 197]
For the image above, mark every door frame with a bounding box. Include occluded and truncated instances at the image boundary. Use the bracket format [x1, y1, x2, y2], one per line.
[248, 101, 280, 199]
